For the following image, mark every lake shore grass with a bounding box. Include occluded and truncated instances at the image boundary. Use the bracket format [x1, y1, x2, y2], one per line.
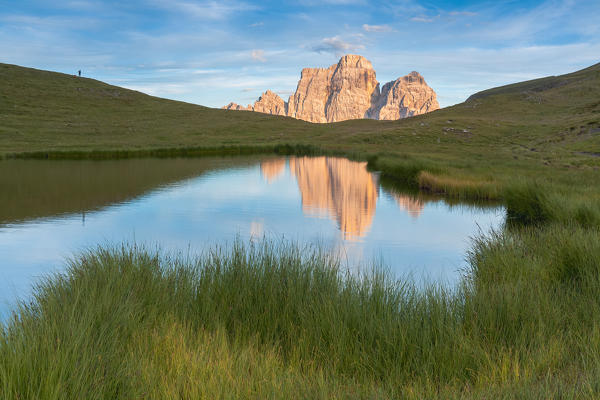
[1, 236, 600, 399]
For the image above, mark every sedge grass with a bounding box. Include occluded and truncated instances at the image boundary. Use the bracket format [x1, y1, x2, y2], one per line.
[1, 232, 600, 399]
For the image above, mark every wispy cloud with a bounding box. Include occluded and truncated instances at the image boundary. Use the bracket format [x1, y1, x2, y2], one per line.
[449, 11, 477, 17]
[362, 24, 393, 33]
[251, 49, 266, 62]
[410, 16, 434, 23]
[311, 36, 365, 56]
[0, 14, 103, 30]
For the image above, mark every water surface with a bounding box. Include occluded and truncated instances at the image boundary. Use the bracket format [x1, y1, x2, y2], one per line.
[0, 156, 504, 319]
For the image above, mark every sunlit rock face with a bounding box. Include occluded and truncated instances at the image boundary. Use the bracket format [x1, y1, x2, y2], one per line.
[260, 159, 286, 183]
[368, 72, 440, 120]
[288, 55, 379, 123]
[324, 55, 379, 123]
[288, 156, 379, 240]
[223, 90, 287, 116]
[223, 55, 439, 123]
[222, 102, 251, 111]
[287, 67, 335, 123]
[252, 90, 287, 116]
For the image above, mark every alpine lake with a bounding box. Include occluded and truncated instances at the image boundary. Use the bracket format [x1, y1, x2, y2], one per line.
[0, 156, 505, 319]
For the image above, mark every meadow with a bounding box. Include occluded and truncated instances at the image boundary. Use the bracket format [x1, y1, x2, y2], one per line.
[0, 61, 599, 398]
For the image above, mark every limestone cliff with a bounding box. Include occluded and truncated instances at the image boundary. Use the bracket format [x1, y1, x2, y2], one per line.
[222, 54, 440, 123]
[287, 67, 335, 123]
[368, 71, 439, 120]
[324, 55, 379, 123]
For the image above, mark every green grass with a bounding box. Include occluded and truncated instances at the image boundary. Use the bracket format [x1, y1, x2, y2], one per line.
[2, 237, 600, 399]
[1, 62, 600, 398]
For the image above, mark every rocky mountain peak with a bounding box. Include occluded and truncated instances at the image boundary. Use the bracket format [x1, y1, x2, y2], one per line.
[223, 55, 439, 123]
[336, 54, 374, 70]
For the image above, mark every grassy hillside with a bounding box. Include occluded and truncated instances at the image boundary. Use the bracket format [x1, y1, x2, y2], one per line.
[1, 62, 600, 398]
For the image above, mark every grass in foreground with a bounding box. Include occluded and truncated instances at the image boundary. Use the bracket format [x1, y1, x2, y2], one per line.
[1, 235, 600, 399]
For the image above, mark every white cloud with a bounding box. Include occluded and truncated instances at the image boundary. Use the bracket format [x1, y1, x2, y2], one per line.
[192, 68, 224, 74]
[362, 24, 393, 33]
[251, 49, 266, 62]
[311, 36, 365, 56]
[0, 14, 103, 30]
[449, 11, 477, 17]
[410, 16, 434, 23]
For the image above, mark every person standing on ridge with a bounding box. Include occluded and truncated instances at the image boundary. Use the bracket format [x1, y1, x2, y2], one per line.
[78, 70, 81, 77]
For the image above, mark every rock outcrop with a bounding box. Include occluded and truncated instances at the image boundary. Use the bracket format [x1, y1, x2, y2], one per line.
[253, 90, 287, 116]
[223, 102, 251, 111]
[368, 71, 439, 120]
[223, 90, 287, 115]
[222, 54, 439, 123]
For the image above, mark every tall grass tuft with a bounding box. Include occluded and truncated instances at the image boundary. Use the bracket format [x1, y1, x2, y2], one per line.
[2, 233, 600, 398]
[504, 183, 554, 225]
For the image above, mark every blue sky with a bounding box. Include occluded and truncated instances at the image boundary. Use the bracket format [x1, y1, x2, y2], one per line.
[0, 0, 598, 108]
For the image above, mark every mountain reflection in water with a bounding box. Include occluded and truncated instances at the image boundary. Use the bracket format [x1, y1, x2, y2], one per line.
[261, 156, 424, 240]
[260, 158, 286, 183]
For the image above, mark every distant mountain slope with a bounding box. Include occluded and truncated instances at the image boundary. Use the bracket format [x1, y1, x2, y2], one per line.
[467, 62, 600, 101]
[0, 62, 319, 155]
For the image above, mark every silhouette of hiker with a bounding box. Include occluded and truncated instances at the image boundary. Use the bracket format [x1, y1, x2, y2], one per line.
[78, 70, 81, 77]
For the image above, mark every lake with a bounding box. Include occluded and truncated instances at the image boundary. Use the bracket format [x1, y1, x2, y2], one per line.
[0, 156, 504, 319]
